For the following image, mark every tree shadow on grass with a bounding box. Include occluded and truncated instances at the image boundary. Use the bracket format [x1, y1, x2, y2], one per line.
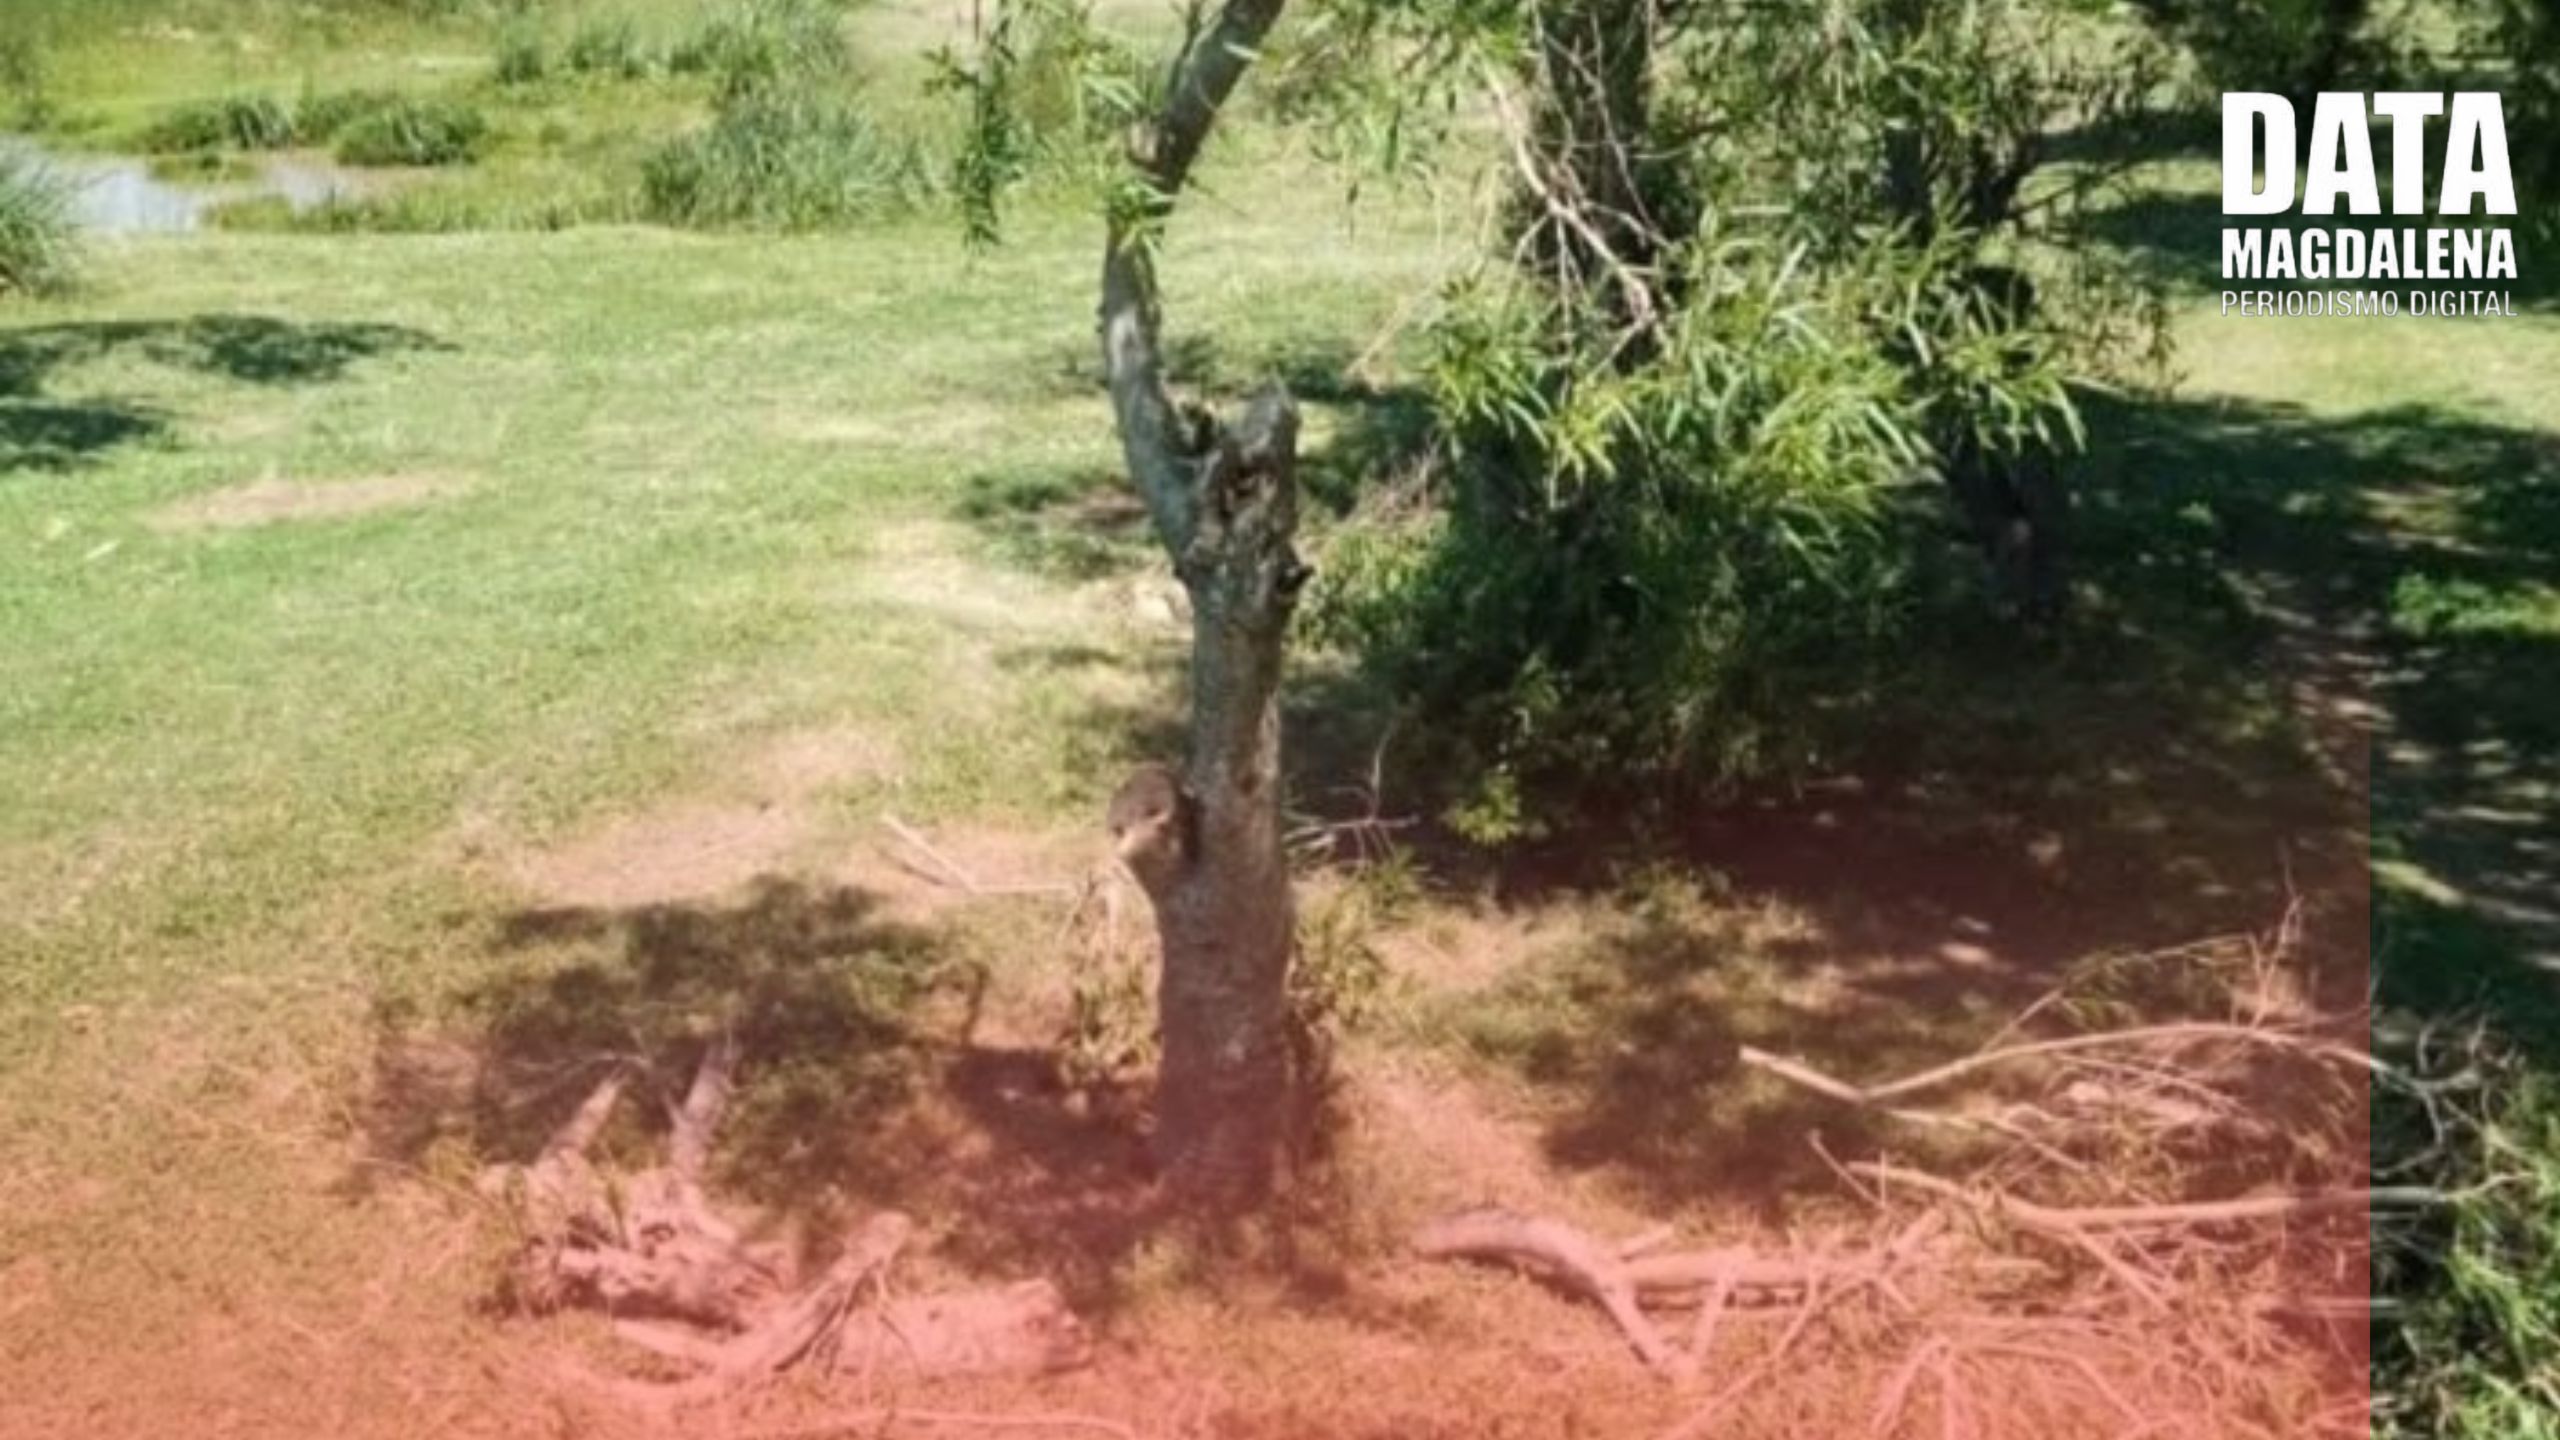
[957, 461, 1157, 581]
[364, 878, 1168, 1312]
[0, 312, 444, 476]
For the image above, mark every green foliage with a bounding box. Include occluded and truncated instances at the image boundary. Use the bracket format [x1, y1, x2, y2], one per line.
[210, 184, 627, 233]
[492, 21, 548, 86]
[0, 33, 55, 129]
[563, 16, 657, 80]
[2478, 0, 2560, 265]
[640, 0, 922, 231]
[297, 88, 403, 142]
[670, 0, 852, 101]
[640, 88, 926, 229]
[1292, 860, 1412, 1041]
[332, 98, 489, 166]
[1060, 929, 1156, 1092]
[1305, 0, 2151, 829]
[930, 0, 1149, 246]
[138, 93, 298, 153]
[2393, 573, 2560, 640]
[1311, 235, 1937, 833]
[146, 150, 259, 183]
[0, 151, 78, 298]
[2129, 0, 2381, 103]
[2375, 1023, 2560, 1439]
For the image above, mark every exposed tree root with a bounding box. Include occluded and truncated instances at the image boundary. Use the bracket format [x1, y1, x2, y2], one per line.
[1413, 1208, 1915, 1377]
[479, 1043, 1092, 1412]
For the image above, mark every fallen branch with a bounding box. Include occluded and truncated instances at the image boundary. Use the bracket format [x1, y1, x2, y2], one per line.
[1739, 1020, 2378, 1113]
[881, 814, 1076, 898]
[1848, 1161, 2443, 1233]
[1414, 1209, 1675, 1372]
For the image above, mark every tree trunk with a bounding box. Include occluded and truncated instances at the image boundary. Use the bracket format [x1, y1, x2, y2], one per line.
[1096, 0, 1304, 1210]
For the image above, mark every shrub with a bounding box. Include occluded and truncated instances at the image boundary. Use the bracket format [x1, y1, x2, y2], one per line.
[669, 0, 849, 101]
[492, 23, 547, 86]
[138, 93, 297, 153]
[296, 88, 400, 142]
[563, 16, 655, 79]
[0, 152, 77, 297]
[640, 89, 924, 229]
[332, 99, 489, 167]
[0, 34, 54, 129]
[2128, 0, 2387, 105]
[1308, 236, 1948, 839]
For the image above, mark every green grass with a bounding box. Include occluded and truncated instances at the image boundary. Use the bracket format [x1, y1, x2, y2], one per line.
[7, 0, 989, 236]
[0, 181, 1455, 1040]
[0, 152, 80, 296]
[4, 5, 2558, 1432]
[329, 96, 489, 166]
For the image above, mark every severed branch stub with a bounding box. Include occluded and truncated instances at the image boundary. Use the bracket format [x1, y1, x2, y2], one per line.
[479, 1044, 1092, 1407]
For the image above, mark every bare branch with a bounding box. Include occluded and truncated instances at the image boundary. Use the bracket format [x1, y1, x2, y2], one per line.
[1414, 1208, 1677, 1372]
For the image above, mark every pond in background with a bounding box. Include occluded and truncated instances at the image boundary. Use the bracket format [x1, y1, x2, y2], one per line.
[3, 137, 377, 233]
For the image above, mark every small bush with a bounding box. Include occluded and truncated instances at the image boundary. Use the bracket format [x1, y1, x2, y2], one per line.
[670, 0, 849, 101]
[333, 99, 489, 167]
[492, 23, 547, 86]
[0, 34, 54, 129]
[640, 90, 924, 229]
[563, 16, 655, 79]
[296, 88, 401, 142]
[0, 152, 78, 297]
[138, 93, 298, 153]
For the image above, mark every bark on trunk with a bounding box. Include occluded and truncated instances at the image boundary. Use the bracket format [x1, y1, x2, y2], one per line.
[1097, 0, 1304, 1210]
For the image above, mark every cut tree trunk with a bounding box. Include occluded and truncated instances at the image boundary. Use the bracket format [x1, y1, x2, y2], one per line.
[1097, 0, 1304, 1210]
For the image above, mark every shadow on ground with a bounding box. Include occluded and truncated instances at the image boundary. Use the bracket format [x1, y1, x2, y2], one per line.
[944, 249, 2560, 1222]
[1521, 389, 2560, 1208]
[0, 313, 444, 473]
[998, 366, 2560, 1214]
[364, 878, 1168, 1311]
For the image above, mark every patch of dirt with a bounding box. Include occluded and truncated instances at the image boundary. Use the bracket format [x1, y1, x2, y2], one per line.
[742, 726, 900, 805]
[148, 472, 469, 531]
[478, 727, 899, 910]
[1349, 1059, 1648, 1227]
[839, 819, 1100, 923]
[510, 801, 810, 910]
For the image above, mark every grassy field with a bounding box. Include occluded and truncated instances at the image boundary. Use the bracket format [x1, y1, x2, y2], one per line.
[5, 3, 2559, 1437]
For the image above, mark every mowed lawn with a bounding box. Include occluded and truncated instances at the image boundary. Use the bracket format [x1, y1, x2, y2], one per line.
[0, 190, 1456, 1029]
[0, 180, 1467, 1435]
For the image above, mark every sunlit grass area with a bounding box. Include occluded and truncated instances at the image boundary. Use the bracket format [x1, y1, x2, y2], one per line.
[3, 2, 2557, 1435]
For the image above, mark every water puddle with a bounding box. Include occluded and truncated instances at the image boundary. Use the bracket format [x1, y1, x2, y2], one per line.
[3, 136, 378, 233]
